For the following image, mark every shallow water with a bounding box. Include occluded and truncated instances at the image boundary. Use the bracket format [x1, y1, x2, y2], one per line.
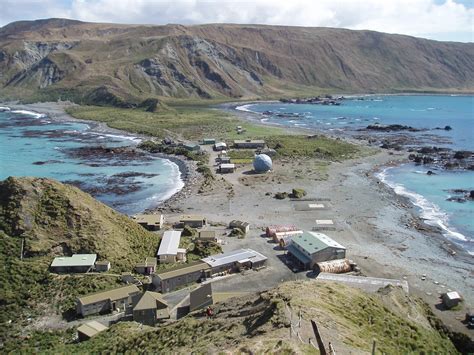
[0, 108, 184, 215]
[238, 95, 474, 254]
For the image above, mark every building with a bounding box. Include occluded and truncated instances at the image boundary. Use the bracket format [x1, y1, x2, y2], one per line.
[157, 230, 186, 263]
[184, 143, 201, 151]
[233, 139, 265, 149]
[273, 230, 303, 246]
[152, 261, 211, 293]
[77, 321, 108, 341]
[50, 254, 97, 273]
[180, 215, 207, 228]
[287, 231, 346, 270]
[312, 219, 336, 231]
[219, 156, 231, 164]
[190, 283, 213, 312]
[219, 163, 236, 173]
[76, 285, 141, 317]
[229, 220, 250, 234]
[442, 291, 462, 309]
[133, 213, 164, 231]
[135, 257, 157, 275]
[94, 260, 111, 272]
[133, 291, 169, 326]
[202, 138, 216, 145]
[198, 230, 217, 242]
[201, 249, 267, 275]
[213, 142, 227, 151]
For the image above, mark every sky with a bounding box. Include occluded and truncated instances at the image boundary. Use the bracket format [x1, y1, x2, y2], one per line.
[0, 0, 472, 42]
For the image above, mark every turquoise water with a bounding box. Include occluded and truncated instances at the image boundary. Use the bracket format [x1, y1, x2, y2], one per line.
[0, 107, 183, 215]
[237, 95, 474, 254]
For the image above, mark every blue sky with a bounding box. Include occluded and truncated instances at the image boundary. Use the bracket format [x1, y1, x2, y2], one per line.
[1, 0, 472, 42]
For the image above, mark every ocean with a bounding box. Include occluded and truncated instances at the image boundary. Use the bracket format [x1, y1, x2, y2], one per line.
[236, 95, 474, 254]
[0, 107, 184, 215]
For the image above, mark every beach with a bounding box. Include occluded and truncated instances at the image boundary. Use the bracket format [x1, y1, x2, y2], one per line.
[3, 101, 473, 336]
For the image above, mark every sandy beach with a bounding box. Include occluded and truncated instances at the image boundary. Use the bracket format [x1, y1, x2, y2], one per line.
[3, 101, 472, 337]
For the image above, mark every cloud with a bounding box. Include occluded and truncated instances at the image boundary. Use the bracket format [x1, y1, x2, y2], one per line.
[1, 0, 472, 42]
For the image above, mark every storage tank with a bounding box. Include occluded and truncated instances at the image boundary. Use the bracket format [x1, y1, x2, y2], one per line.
[314, 259, 352, 274]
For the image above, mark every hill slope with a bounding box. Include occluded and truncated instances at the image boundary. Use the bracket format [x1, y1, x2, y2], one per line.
[4, 281, 459, 353]
[0, 176, 159, 266]
[0, 19, 473, 104]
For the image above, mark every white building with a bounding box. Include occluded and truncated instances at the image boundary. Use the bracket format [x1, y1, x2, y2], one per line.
[157, 230, 186, 263]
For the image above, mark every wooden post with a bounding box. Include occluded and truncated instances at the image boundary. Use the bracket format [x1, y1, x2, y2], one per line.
[372, 340, 376, 355]
[20, 238, 24, 260]
[311, 320, 327, 355]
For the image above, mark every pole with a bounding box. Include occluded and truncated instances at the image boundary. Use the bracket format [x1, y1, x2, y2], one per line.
[372, 340, 376, 355]
[311, 320, 327, 355]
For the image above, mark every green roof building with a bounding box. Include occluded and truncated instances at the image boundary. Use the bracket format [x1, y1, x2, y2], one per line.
[287, 232, 346, 270]
[50, 254, 97, 273]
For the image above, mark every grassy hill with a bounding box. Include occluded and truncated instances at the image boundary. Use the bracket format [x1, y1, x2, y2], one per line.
[0, 176, 159, 265]
[0, 19, 473, 105]
[3, 281, 459, 353]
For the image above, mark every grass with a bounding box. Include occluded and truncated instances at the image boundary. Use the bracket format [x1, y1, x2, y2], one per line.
[66, 104, 285, 142]
[266, 134, 362, 160]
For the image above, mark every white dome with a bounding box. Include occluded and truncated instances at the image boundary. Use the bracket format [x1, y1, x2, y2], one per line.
[253, 154, 272, 172]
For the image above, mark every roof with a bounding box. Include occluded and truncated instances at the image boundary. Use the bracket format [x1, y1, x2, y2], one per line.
[51, 254, 97, 268]
[215, 142, 227, 147]
[78, 285, 140, 306]
[315, 219, 334, 225]
[291, 232, 345, 255]
[154, 261, 210, 280]
[134, 291, 168, 311]
[234, 139, 265, 144]
[287, 244, 312, 264]
[199, 230, 216, 239]
[77, 321, 108, 338]
[190, 283, 213, 312]
[180, 215, 206, 221]
[444, 291, 461, 300]
[202, 249, 267, 268]
[157, 230, 182, 256]
[136, 257, 157, 268]
[230, 220, 249, 228]
[220, 163, 235, 169]
[133, 214, 163, 226]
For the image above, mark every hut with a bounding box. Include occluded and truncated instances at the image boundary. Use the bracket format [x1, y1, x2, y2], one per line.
[135, 257, 157, 275]
[219, 163, 236, 173]
[229, 220, 250, 234]
[133, 291, 169, 326]
[202, 138, 216, 145]
[94, 260, 111, 272]
[273, 230, 303, 246]
[233, 139, 265, 149]
[133, 213, 164, 231]
[50, 254, 97, 273]
[180, 215, 207, 228]
[198, 230, 217, 242]
[214, 142, 227, 151]
[442, 291, 462, 309]
[184, 143, 201, 151]
[77, 321, 108, 341]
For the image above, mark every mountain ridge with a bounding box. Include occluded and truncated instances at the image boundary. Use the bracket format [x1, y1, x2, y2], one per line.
[0, 18, 473, 105]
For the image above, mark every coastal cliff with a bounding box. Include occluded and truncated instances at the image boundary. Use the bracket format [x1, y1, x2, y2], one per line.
[0, 19, 473, 105]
